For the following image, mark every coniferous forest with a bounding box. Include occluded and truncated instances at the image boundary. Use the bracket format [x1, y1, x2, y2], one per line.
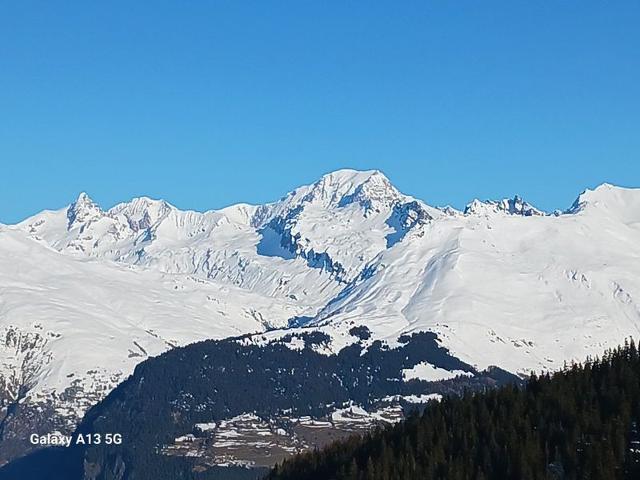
[267, 341, 640, 480]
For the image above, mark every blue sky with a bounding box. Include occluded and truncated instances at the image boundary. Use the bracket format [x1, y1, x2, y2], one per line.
[1, 1, 639, 223]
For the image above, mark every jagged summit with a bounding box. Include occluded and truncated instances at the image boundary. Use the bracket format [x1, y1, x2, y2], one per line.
[110, 196, 172, 213]
[250, 169, 406, 232]
[66, 191, 103, 226]
[337, 170, 402, 214]
[247, 169, 414, 283]
[109, 196, 174, 231]
[75, 191, 94, 204]
[464, 195, 544, 217]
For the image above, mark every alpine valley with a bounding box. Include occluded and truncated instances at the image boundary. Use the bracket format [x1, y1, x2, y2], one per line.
[2, 169, 640, 478]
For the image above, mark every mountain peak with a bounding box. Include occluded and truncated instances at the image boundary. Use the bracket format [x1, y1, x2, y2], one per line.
[255, 169, 402, 224]
[464, 195, 544, 217]
[109, 196, 173, 231]
[320, 168, 383, 182]
[337, 170, 401, 213]
[110, 196, 172, 213]
[67, 192, 103, 227]
[294, 169, 401, 211]
[75, 191, 94, 204]
[567, 183, 640, 217]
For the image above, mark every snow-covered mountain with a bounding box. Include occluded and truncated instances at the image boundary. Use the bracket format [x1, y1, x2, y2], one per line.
[2, 169, 640, 465]
[19, 170, 425, 302]
[294, 183, 640, 374]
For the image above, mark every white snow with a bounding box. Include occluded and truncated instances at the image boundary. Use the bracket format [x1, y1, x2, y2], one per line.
[330, 404, 404, 424]
[402, 362, 473, 382]
[381, 394, 443, 403]
[0, 227, 302, 427]
[194, 423, 217, 432]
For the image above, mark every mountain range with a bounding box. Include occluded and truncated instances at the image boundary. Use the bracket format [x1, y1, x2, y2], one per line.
[2, 169, 640, 468]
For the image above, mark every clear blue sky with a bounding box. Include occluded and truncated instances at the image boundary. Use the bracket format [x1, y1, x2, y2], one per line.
[1, 1, 639, 223]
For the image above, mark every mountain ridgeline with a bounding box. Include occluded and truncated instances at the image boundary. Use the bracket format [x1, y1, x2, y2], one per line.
[268, 341, 640, 480]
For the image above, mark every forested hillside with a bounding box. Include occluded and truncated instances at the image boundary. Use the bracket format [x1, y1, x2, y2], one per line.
[0, 331, 513, 480]
[268, 341, 640, 480]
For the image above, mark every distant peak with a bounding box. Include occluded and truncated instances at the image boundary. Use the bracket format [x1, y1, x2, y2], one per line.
[337, 171, 401, 213]
[67, 192, 103, 227]
[439, 205, 462, 216]
[75, 191, 94, 205]
[311, 169, 390, 190]
[320, 168, 384, 182]
[250, 168, 402, 228]
[109, 196, 173, 231]
[567, 183, 640, 214]
[304, 169, 400, 210]
[121, 196, 171, 210]
[109, 195, 172, 211]
[464, 195, 544, 217]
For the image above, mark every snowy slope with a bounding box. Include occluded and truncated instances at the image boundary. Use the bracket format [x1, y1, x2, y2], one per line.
[299, 183, 640, 375]
[0, 227, 303, 432]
